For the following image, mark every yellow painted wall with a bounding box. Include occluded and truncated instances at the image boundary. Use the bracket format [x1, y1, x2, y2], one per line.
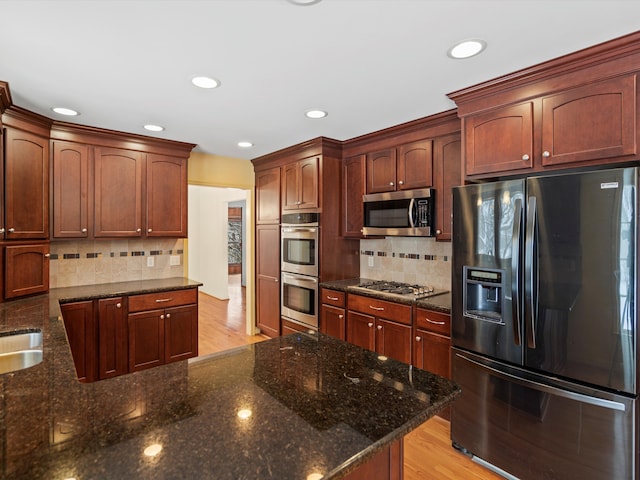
[187, 151, 257, 335]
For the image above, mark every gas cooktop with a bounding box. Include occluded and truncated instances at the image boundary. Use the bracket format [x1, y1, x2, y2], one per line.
[351, 280, 448, 300]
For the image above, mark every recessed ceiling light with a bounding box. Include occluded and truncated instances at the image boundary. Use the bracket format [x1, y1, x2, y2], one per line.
[52, 107, 79, 116]
[447, 39, 487, 59]
[143, 124, 164, 132]
[191, 76, 220, 89]
[305, 110, 327, 119]
[286, 0, 322, 5]
[143, 443, 163, 457]
[237, 141, 253, 148]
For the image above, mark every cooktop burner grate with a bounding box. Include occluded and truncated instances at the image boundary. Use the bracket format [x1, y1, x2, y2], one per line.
[354, 280, 444, 298]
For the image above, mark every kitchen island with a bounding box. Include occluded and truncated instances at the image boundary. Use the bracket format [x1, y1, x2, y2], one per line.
[1, 278, 459, 479]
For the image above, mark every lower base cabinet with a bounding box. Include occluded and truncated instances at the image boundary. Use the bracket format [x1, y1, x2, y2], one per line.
[320, 288, 346, 340]
[61, 287, 198, 382]
[343, 439, 403, 480]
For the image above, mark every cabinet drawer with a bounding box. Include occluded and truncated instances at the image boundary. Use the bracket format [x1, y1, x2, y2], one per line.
[321, 288, 345, 307]
[415, 308, 450, 336]
[348, 293, 411, 325]
[128, 288, 197, 313]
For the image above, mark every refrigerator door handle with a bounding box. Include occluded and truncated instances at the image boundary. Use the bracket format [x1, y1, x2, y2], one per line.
[455, 353, 627, 412]
[525, 195, 538, 349]
[511, 198, 522, 346]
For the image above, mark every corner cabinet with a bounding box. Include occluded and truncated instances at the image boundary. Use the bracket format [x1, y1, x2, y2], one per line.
[433, 132, 461, 241]
[342, 154, 365, 238]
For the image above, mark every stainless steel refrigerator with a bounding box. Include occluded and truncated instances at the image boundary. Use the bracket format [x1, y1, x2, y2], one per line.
[451, 167, 637, 480]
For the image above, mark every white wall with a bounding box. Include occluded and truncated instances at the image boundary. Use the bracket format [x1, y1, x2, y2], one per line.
[188, 185, 247, 299]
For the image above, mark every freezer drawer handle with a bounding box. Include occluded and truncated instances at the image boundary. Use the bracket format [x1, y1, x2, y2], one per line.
[456, 353, 626, 412]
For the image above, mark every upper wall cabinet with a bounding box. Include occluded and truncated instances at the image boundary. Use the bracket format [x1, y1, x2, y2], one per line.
[256, 167, 281, 224]
[433, 132, 461, 241]
[2, 109, 51, 240]
[449, 33, 640, 179]
[281, 156, 318, 211]
[50, 123, 195, 239]
[366, 139, 433, 194]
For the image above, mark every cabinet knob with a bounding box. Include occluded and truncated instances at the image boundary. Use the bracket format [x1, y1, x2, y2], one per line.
[542, 151, 550, 158]
[377, 325, 382, 330]
[148, 228, 153, 233]
[136, 228, 142, 233]
[0, 228, 4, 233]
[435, 229, 442, 235]
[166, 313, 171, 319]
[389, 182, 394, 186]
[274, 278, 278, 282]
[160, 314, 165, 319]
[116, 303, 122, 308]
[415, 336, 422, 342]
[81, 228, 88, 233]
[44, 253, 50, 258]
[338, 314, 344, 319]
[8, 228, 14, 233]
[367, 322, 373, 328]
[398, 180, 404, 185]
[522, 154, 530, 161]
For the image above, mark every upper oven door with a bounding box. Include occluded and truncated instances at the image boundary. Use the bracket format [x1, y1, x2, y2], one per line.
[281, 226, 319, 276]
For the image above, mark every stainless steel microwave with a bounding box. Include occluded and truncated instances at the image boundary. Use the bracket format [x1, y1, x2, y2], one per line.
[362, 188, 435, 237]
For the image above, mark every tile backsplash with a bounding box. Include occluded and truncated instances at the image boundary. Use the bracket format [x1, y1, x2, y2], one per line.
[50, 239, 185, 288]
[359, 237, 452, 290]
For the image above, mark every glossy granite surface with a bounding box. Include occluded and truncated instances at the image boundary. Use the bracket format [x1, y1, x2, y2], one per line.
[320, 278, 452, 314]
[0, 278, 459, 479]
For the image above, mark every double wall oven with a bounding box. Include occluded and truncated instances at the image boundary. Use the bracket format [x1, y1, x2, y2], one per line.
[280, 213, 319, 330]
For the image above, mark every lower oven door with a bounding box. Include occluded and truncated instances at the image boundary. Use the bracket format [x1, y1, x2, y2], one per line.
[281, 272, 318, 329]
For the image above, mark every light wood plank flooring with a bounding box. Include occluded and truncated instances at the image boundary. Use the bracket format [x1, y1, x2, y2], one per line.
[198, 275, 502, 480]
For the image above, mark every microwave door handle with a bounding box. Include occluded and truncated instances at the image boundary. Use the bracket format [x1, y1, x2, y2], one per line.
[408, 198, 416, 228]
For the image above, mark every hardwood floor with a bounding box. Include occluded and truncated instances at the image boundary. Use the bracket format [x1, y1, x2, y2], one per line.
[197, 275, 503, 480]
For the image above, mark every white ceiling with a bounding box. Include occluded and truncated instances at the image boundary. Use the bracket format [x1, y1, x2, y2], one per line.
[2, 0, 639, 160]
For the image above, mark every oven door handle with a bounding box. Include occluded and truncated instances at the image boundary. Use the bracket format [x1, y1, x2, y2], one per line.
[282, 227, 317, 234]
[282, 273, 318, 284]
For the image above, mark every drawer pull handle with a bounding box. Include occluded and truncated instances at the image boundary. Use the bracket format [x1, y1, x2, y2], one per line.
[327, 296, 339, 301]
[426, 318, 446, 325]
[369, 306, 385, 311]
[155, 298, 173, 303]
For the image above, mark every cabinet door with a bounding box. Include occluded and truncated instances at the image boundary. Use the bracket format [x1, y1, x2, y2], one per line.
[94, 147, 143, 237]
[413, 329, 450, 379]
[256, 167, 281, 224]
[320, 304, 346, 340]
[346, 310, 376, 351]
[375, 318, 412, 364]
[541, 75, 637, 166]
[281, 162, 300, 211]
[60, 301, 96, 382]
[146, 154, 188, 237]
[98, 297, 127, 379]
[366, 149, 397, 193]
[128, 309, 165, 371]
[433, 133, 461, 241]
[465, 102, 534, 176]
[298, 156, 319, 209]
[4, 243, 49, 299]
[4, 127, 49, 239]
[256, 224, 280, 337]
[164, 304, 198, 363]
[342, 154, 365, 237]
[397, 139, 433, 190]
[52, 141, 89, 238]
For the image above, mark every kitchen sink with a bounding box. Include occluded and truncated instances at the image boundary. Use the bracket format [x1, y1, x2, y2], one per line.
[0, 330, 43, 374]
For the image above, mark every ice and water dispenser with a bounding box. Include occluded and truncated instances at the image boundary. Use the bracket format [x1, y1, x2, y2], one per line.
[463, 266, 506, 324]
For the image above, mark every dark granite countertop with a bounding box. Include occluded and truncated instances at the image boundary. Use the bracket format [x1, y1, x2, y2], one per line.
[1, 278, 459, 479]
[320, 278, 452, 314]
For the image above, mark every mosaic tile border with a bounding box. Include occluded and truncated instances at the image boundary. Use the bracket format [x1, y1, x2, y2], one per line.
[360, 250, 449, 262]
[50, 249, 184, 261]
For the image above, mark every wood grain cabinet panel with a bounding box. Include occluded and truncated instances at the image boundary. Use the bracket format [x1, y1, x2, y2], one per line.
[4, 243, 49, 299]
[164, 304, 198, 363]
[320, 288, 346, 340]
[375, 317, 412, 364]
[281, 156, 319, 211]
[60, 300, 96, 383]
[256, 224, 280, 337]
[128, 309, 165, 372]
[97, 297, 127, 379]
[146, 154, 188, 237]
[366, 148, 397, 193]
[346, 310, 376, 352]
[94, 147, 143, 237]
[52, 141, 90, 238]
[256, 167, 281, 224]
[366, 139, 433, 194]
[3, 127, 49, 239]
[342, 154, 365, 238]
[433, 133, 461, 241]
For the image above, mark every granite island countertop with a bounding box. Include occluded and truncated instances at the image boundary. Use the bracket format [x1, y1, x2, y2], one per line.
[1, 278, 459, 479]
[320, 278, 452, 314]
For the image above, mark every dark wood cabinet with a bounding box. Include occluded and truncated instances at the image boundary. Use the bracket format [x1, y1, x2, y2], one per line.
[146, 153, 188, 237]
[342, 439, 403, 480]
[342, 154, 365, 238]
[320, 288, 346, 340]
[94, 147, 144, 237]
[52, 141, 90, 238]
[433, 133, 461, 241]
[256, 224, 280, 337]
[346, 293, 412, 364]
[366, 139, 432, 194]
[128, 288, 199, 371]
[4, 243, 49, 299]
[281, 156, 318, 211]
[255, 167, 281, 224]
[60, 300, 96, 382]
[97, 297, 127, 379]
[3, 126, 49, 239]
